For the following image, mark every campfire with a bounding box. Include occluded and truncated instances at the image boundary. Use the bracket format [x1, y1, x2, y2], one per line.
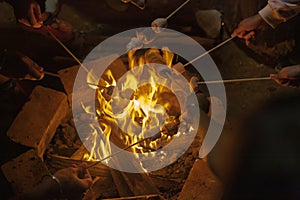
[2, 41, 222, 200]
[70, 46, 206, 178]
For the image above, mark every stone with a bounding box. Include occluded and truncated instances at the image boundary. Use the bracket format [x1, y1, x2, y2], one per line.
[1, 149, 50, 194]
[178, 159, 223, 200]
[105, 0, 128, 12]
[7, 86, 68, 158]
[195, 9, 222, 39]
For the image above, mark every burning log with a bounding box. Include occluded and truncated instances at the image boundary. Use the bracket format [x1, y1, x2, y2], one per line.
[68, 145, 160, 198]
[110, 169, 134, 197]
[45, 154, 110, 177]
[70, 144, 90, 160]
[118, 171, 159, 197]
[102, 194, 161, 200]
[68, 139, 161, 198]
[108, 153, 160, 198]
[89, 176, 119, 199]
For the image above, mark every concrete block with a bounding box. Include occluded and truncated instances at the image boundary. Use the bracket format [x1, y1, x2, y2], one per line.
[178, 159, 223, 200]
[1, 149, 50, 194]
[7, 86, 68, 158]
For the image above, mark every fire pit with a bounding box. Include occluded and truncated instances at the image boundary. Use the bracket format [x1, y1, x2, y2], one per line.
[2, 46, 222, 199]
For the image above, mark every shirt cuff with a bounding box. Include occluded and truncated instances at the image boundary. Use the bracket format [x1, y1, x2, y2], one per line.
[258, 4, 284, 29]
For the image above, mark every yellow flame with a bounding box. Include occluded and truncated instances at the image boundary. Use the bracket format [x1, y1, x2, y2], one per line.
[87, 69, 98, 90]
[82, 47, 184, 165]
[162, 47, 174, 68]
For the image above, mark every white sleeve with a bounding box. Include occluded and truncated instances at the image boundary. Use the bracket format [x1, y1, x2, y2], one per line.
[258, 0, 300, 28]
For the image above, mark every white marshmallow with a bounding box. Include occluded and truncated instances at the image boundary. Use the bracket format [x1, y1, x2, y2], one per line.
[151, 18, 168, 33]
[172, 62, 185, 74]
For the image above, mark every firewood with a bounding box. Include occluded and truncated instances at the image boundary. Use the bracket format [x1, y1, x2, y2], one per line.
[110, 169, 134, 197]
[45, 154, 110, 177]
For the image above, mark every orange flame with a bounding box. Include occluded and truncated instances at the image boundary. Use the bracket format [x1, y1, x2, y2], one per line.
[83, 48, 183, 165]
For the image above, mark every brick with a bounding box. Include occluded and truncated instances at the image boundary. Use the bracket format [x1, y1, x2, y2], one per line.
[58, 55, 127, 105]
[58, 65, 80, 104]
[58, 64, 94, 108]
[178, 159, 223, 200]
[7, 86, 68, 158]
[1, 149, 50, 194]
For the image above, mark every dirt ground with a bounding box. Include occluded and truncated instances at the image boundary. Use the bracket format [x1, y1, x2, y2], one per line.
[0, 0, 299, 199]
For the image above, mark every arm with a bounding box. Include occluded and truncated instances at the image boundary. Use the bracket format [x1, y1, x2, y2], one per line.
[4, 0, 43, 28]
[232, 0, 300, 45]
[14, 163, 93, 200]
[54, 163, 93, 199]
[259, 0, 300, 28]
[231, 14, 268, 46]
[270, 64, 300, 88]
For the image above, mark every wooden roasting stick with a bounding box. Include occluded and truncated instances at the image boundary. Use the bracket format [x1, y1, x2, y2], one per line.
[197, 77, 272, 85]
[172, 36, 236, 73]
[40, 27, 91, 79]
[85, 77, 272, 88]
[45, 72, 272, 85]
[166, 0, 191, 20]
[183, 36, 235, 68]
[43, 71, 60, 78]
[101, 194, 162, 200]
[46, 27, 89, 73]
